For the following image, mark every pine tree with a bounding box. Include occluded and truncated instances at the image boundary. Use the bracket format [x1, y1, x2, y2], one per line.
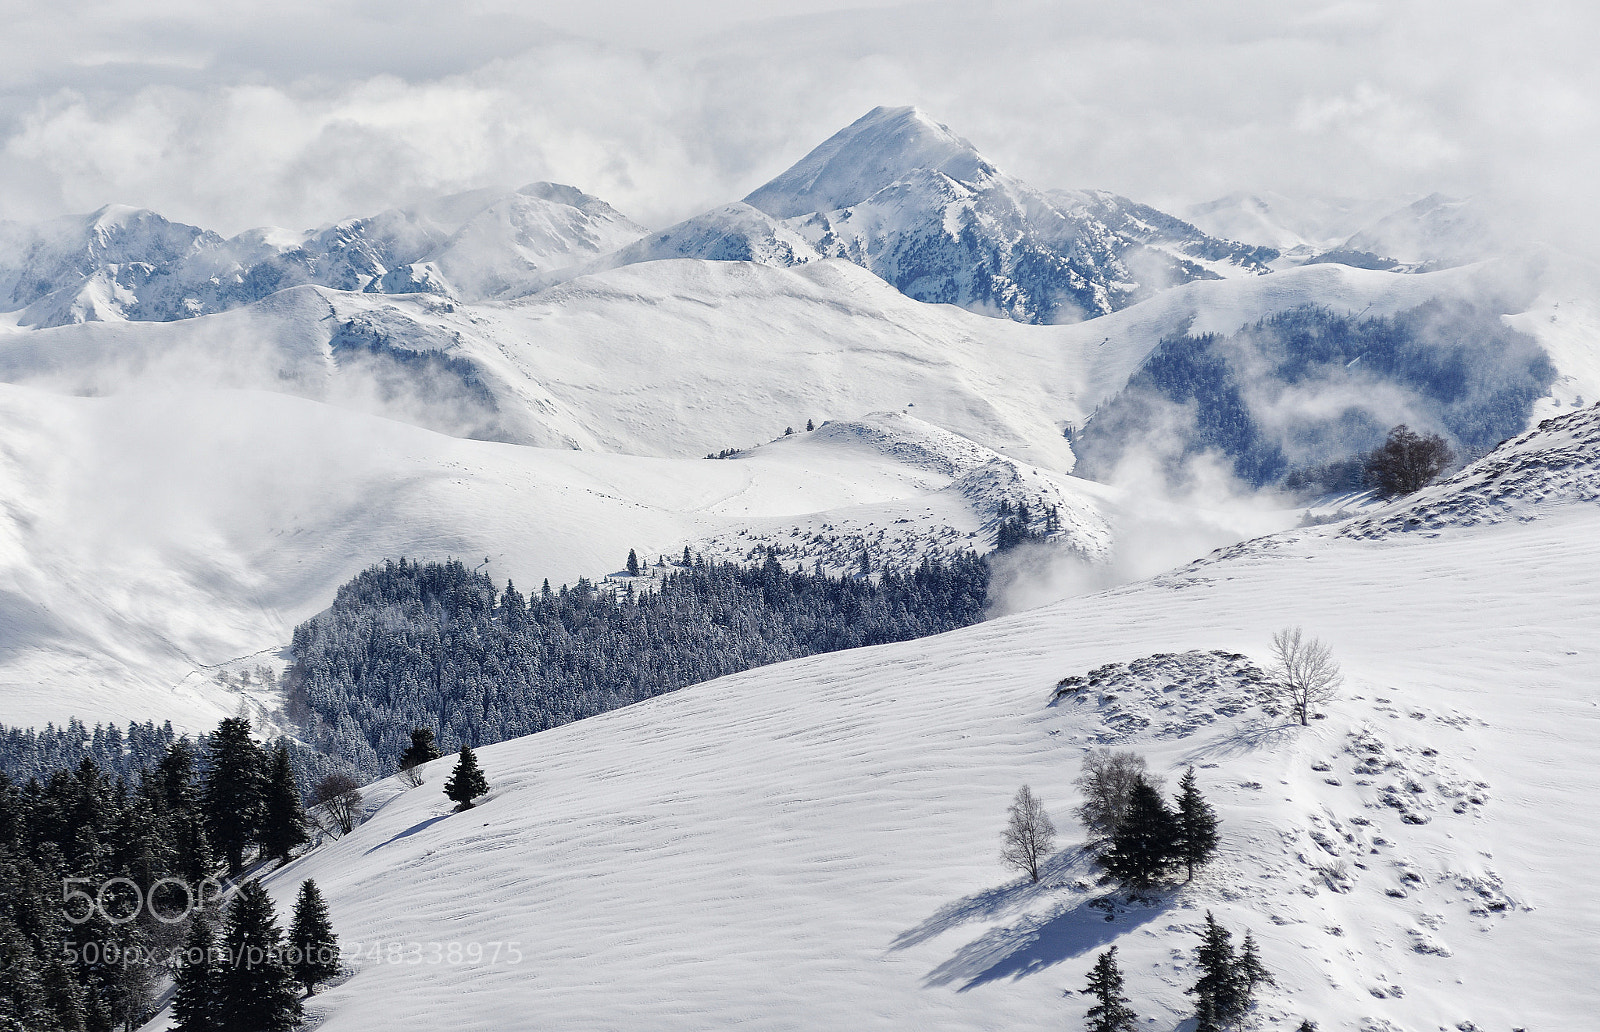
[259, 745, 309, 865]
[399, 729, 442, 771]
[1188, 911, 1242, 1025]
[806, 419, 815, 431]
[1295, 1021, 1317, 1032]
[1082, 946, 1138, 1032]
[1194, 993, 1222, 1032]
[1101, 774, 1181, 888]
[202, 718, 264, 875]
[1235, 931, 1271, 998]
[443, 747, 489, 810]
[500, 580, 527, 628]
[171, 914, 219, 1032]
[215, 881, 302, 1032]
[157, 740, 199, 815]
[1174, 766, 1220, 881]
[626, 549, 640, 577]
[288, 880, 340, 995]
[0, 915, 56, 1032]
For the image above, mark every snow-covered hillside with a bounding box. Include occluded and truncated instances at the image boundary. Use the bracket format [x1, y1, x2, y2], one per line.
[3, 384, 1279, 731]
[4, 252, 1572, 470]
[1340, 401, 1600, 538]
[196, 451, 1600, 1032]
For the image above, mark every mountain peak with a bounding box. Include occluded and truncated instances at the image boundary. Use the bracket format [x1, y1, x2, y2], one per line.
[744, 105, 996, 219]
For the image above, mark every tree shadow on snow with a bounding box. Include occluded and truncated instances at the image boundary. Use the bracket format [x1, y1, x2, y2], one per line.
[890, 848, 1093, 952]
[1196, 718, 1302, 760]
[892, 848, 1173, 992]
[363, 813, 452, 855]
[920, 891, 1168, 991]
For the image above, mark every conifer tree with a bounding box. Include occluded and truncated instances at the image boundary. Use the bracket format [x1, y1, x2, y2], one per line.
[158, 740, 199, 815]
[215, 881, 302, 1032]
[202, 718, 264, 875]
[1188, 911, 1241, 1025]
[1101, 774, 1181, 888]
[1082, 946, 1138, 1032]
[443, 747, 489, 810]
[399, 729, 442, 772]
[171, 914, 219, 1032]
[1295, 1020, 1317, 1032]
[288, 880, 340, 995]
[0, 915, 56, 1032]
[1194, 993, 1222, 1032]
[626, 549, 641, 577]
[259, 745, 309, 865]
[1174, 766, 1220, 881]
[806, 419, 815, 431]
[1235, 931, 1272, 998]
[500, 581, 527, 628]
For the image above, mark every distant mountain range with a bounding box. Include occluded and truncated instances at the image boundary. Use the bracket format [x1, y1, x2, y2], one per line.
[2, 106, 1485, 332]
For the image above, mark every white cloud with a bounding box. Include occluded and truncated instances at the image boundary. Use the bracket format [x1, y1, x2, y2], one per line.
[1, 0, 1595, 256]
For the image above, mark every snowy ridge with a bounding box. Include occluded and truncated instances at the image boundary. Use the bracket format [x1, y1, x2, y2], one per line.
[4, 249, 1554, 469]
[743, 106, 997, 219]
[0, 108, 1282, 330]
[200, 504, 1600, 1032]
[738, 107, 1273, 324]
[0, 183, 646, 327]
[1340, 402, 1600, 538]
[689, 412, 1115, 574]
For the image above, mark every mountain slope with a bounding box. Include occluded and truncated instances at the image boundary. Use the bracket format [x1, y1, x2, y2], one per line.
[738, 106, 1272, 324]
[4, 386, 1210, 731]
[1340, 401, 1600, 537]
[6, 253, 1561, 472]
[0, 184, 646, 328]
[204, 478, 1600, 1032]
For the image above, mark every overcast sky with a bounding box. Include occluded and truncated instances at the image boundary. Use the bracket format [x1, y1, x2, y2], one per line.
[3, 0, 1595, 248]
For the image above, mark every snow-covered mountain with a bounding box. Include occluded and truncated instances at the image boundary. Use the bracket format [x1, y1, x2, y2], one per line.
[169, 422, 1600, 1032]
[0, 183, 646, 328]
[738, 106, 1274, 323]
[0, 108, 1280, 330]
[1183, 192, 1401, 255]
[1340, 193, 1498, 268]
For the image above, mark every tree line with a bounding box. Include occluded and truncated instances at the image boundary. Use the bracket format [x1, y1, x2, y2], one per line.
[0, 716, 329, 1031]
[1074, 299, 1554, 489]
[287, 551, 990, 776]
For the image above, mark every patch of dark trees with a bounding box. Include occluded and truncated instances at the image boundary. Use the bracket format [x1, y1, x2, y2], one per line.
[1073, 300, 1555, 491]
[285, 551, 990, 776]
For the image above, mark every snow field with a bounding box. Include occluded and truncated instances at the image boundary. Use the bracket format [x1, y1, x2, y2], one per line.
[225, 504, 1600, 1032]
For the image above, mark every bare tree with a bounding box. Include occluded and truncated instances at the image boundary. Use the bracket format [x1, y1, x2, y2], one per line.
[1074, 749, 1158, 844]
[1270, 627, 1343, 725]
[1001, 784, 1057, 883]
[398, 765, 424, 789]
[312, 772, 364, 837]
[1363, 424, 1455, 497]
